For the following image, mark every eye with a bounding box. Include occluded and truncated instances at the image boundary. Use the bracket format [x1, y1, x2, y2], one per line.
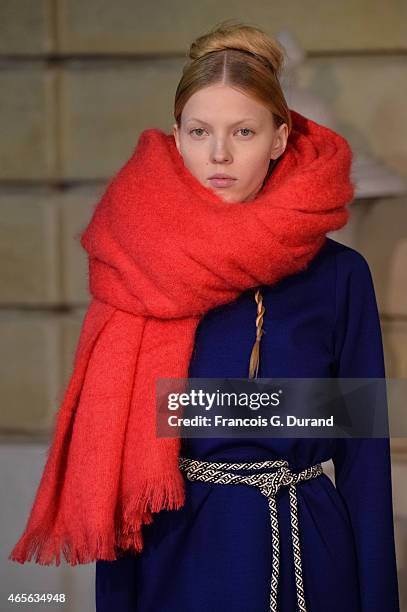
[189, 128, 207, 137]
[237, 128, 255, 137]
[188, 127, 255, 138]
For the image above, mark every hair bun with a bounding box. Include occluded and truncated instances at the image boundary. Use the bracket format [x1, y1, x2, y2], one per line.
[188, 20, 284, 76]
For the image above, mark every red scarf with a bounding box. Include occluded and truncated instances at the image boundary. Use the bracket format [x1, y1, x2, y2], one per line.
[9, 109, 354, 565]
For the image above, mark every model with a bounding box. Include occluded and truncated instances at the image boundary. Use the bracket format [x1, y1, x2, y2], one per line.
[10, 19, 400, 612]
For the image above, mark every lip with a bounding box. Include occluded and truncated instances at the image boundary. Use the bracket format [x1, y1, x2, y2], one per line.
[208, 177, 237, 188]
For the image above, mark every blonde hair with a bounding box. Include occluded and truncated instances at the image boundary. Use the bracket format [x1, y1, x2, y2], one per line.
[174, 19, 291, 377]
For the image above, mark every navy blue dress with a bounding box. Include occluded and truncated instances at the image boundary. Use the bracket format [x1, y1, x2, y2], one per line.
[95, 237, 400, 612]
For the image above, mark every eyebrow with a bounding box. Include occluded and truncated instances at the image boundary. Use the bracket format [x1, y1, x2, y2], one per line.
[185, 117, 258, 126]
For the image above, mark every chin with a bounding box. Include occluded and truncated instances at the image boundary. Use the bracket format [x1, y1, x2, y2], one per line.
[216, 192, 239, 203]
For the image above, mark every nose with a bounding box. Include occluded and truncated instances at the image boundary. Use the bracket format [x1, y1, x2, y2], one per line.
[210, 139, 232, 163]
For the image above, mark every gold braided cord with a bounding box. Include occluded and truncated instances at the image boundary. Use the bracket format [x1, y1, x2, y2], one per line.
[248, 288, 265, 379]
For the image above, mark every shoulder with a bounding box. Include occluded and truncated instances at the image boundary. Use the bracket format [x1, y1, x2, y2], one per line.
[295, 236, 374, 292]
[322, 239, 379, 324]
[261, 237, 374, 305]
[322, 237, 373, 283]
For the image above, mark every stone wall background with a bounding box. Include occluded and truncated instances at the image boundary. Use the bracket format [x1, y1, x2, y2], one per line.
[0, 2, 406, 610]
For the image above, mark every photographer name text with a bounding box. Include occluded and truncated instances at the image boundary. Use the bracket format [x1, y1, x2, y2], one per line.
[166, 414, 334, 428]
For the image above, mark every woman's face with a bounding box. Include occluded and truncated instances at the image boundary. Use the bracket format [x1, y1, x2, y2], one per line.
[173, 84, 288, 203]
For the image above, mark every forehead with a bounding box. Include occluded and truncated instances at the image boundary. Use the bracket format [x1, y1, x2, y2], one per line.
[185, 116, 259, 126]
[182, 85, 268, 123]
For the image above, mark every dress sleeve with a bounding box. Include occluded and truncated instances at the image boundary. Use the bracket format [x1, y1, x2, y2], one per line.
[332, 249, 400, 612]
[95, 551, 138, 611]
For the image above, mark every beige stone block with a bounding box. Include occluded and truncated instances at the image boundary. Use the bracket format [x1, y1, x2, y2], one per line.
[0, 66, 57, 180]
[0, 313, 61, 434]
[344, 196, 407, 318]
[382, 320, 407, 457]
[0, 0, 54, 55]
[393, 518, 407, 604]
[392, 441, 407, 465]
[0, 309, 90, 437]
[60, 186, 104, 303]
[296, 56, 407, 177]
[59, 59, 181, 179]
[56, 0, 407, 54]
[393, 463, 407, 515]
[328, 198, 372, 251]
[382, 320, 407, 378]
[60, 308, 87, 387]
[0, 190, 61, 305]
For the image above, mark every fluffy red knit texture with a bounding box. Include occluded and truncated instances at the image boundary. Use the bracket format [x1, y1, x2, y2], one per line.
[9, 109, 355, 566]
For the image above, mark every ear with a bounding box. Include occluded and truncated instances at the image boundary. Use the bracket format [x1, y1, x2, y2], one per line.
[270, 123, 289, 160]
[173, 123, 181, 153]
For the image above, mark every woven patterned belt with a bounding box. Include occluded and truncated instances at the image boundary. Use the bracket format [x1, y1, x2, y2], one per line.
[178, 456, 324, 612]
